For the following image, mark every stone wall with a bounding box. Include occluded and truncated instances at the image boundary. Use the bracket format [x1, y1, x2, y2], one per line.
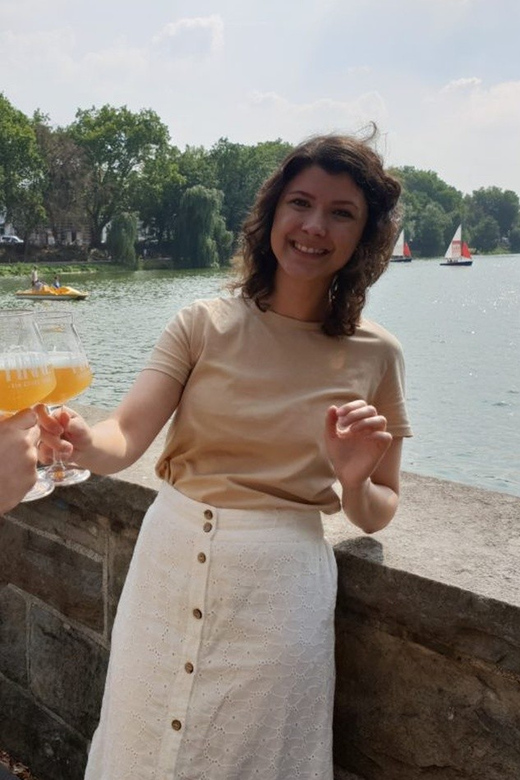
[1, 407, 519, 780]
[0, 474, 153, 780]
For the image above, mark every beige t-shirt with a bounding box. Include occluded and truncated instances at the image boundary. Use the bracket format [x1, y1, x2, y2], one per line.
[146, 296, 412, 514]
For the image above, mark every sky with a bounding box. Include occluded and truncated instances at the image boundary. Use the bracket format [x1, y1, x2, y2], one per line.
[1, 0, 519, 197]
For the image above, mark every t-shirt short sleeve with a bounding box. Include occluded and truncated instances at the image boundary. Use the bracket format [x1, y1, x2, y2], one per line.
[372, 337, 413, 437]
[145, 304, 199, 386]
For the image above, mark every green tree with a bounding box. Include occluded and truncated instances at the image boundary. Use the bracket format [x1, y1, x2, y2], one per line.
[464, 187, 520, 241]
[0, 93, 45, 241]
[129, 146, 186, 244]
[175, 186, 232, 268]
[68, 105, 170, 247]
[33, 116, 89, 244]
[177, 145, 217, 190]
[414, 202, 449, 257]
[470, 215, 501, 253]
[210, 138, 293, 238]
[390, 166, 463, 255]
[106, 212, 138, 267]
[509, 226, 520, 253]
[393, 166, 463, 213]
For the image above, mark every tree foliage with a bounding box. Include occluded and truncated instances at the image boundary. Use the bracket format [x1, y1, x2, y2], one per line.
[129, 146, 186, 244]
[0, 93, 45, 239]
[1, 95, 519, 262]
[391, 166, 520, 255]
[33, 116, 89, 243]
[106, 212, 138, 267]
[67, 105, 170, 246]
[175, 186, 232, 268]
[208, 138, 292, 237]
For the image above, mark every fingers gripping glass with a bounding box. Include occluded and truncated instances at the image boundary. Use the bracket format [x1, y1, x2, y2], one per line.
[37, 312, 93, 487]
[0, 310, 56, 502]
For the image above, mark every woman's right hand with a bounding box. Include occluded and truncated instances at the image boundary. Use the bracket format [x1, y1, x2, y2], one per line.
[35, 405, 93, 465]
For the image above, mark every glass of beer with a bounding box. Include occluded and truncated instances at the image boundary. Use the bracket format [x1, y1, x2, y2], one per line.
[0, 310, 57, 502]
[37, 311, 93, 486]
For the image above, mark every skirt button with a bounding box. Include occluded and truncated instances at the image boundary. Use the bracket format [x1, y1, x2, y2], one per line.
[171, 719, 182, 731]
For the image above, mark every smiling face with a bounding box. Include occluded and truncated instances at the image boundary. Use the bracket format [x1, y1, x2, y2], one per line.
[270, 164, 368, 294]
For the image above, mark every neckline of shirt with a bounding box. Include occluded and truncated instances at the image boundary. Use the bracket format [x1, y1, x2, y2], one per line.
[243, 298, 323, 332]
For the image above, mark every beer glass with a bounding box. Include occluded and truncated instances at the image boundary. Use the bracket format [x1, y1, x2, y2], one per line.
[0, 310, 56, 502]
[37, 312, 93, 486]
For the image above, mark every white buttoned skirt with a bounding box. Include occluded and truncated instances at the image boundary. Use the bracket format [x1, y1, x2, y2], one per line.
[84, 483, 337, 780]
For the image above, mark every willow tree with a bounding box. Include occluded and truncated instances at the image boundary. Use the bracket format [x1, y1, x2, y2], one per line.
[106, 212, 138, 268]
[174, 186, 232, 268]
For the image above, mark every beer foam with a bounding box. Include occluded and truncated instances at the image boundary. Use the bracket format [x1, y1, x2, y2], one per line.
[47, 351, 89, 369]
[0, 351, 52, 373]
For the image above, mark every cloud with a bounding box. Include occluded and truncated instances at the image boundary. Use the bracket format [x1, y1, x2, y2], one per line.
[388, 77, 520, 193]
[152, 15, 224, 60]
[440, 77, 483, 93]
[236, 90, 390, 150]
[345, 66, 372, 76]
[247, 90, 387, 129]
[0, 27, 77, 74]
[433, 78, 520, 128]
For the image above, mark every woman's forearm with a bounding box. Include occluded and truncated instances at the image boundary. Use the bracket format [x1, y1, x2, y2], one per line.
[340, 477, 399, 534]
[71, 418, 140, 475]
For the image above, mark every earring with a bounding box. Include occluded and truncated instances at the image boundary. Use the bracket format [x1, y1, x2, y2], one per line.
[329, 274, 339, 305]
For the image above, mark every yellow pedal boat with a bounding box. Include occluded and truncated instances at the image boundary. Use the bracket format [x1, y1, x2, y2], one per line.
[15, 284, 89, 301]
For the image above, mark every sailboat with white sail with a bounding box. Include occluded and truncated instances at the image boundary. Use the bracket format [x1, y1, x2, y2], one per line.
[440, 225, 473, 266]
[390, 229, 412, 263]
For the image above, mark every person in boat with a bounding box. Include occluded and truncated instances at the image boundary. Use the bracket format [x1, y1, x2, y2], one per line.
[30, 267, 45, 291]
[37, 129, 412, 780]
[0, 410, 40, 514]
[53, 274, 61, 289]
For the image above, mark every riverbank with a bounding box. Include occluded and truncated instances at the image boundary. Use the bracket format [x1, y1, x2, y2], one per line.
[0, 257, 178, 278]
[0, 256, 199, 278]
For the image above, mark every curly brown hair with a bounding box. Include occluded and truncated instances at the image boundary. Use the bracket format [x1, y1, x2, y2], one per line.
[232, 127, 402, 336]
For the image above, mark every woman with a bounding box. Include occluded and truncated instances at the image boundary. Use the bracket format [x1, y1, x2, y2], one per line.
[39, 130, 412, 780]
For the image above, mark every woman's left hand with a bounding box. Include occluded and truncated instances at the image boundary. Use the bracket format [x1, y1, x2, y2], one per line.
[324, 400, 393, 489]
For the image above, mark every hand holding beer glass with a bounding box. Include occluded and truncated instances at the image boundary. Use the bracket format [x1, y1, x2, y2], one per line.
[37, 312, 93, 486]
[0, 310, 56, 502]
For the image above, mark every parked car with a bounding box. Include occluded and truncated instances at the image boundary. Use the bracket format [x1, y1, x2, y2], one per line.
[0, 235, 23, 244]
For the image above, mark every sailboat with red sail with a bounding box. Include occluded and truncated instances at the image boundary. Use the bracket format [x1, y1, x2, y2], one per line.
[390, 229, 412, 263]
[440, 225, 473, 266]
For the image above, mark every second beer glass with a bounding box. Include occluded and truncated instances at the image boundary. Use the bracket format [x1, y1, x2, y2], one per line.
[37, 311, 93, 486]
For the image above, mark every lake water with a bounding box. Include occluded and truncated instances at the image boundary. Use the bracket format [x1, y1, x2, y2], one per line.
[1, 255, 519, 497]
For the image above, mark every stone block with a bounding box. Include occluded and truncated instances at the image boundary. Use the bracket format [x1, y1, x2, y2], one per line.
[52, 473, 154, 532]
[12, 492, 108, 555]
[0, 586, 27, 686]
[0, 674, 88, 780]
[335, 543, 520, 675]
[333, 615, 520, 780]
[0, 516, 104, 632]
[29, 606, 108, 738]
